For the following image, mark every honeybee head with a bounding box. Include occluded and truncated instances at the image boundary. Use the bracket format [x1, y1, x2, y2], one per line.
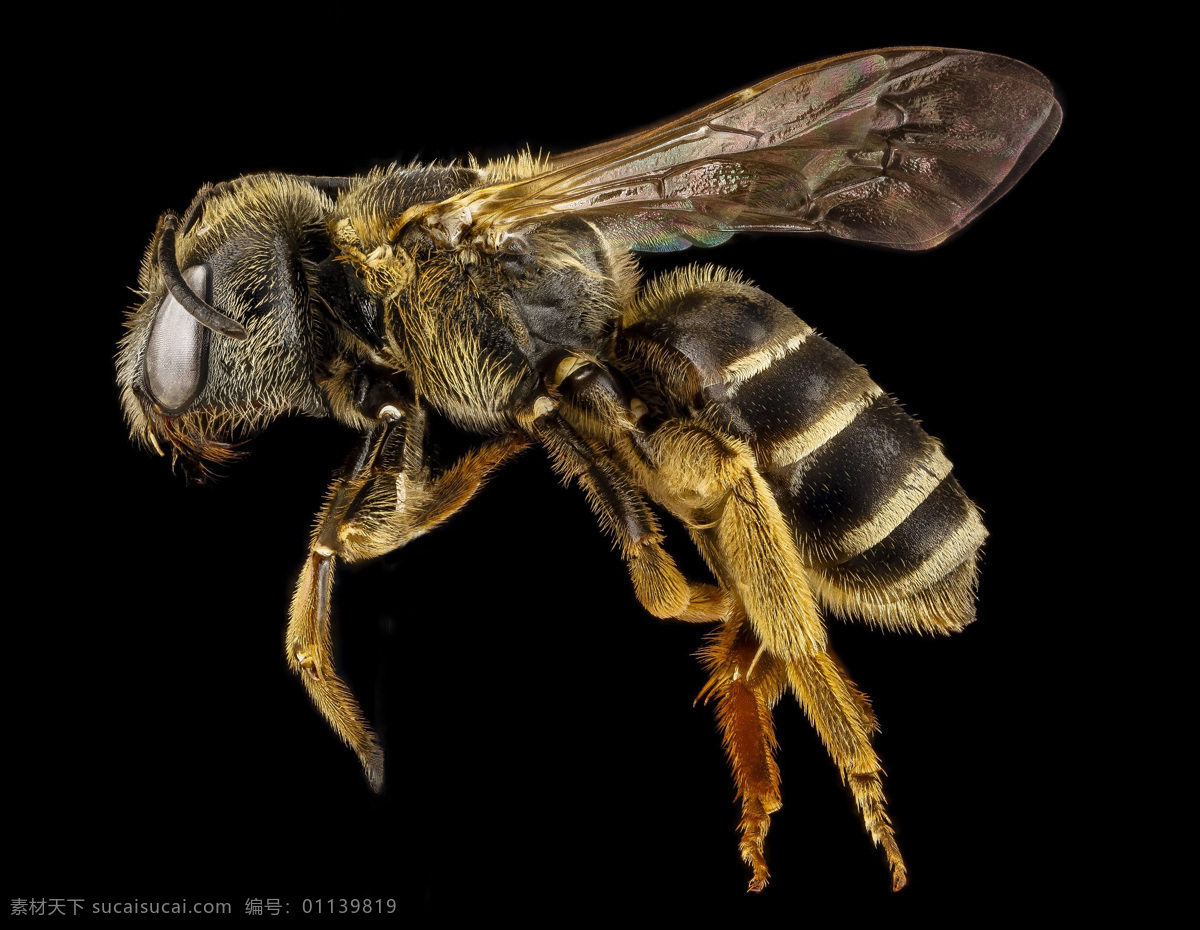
[118, 175, 338, 470]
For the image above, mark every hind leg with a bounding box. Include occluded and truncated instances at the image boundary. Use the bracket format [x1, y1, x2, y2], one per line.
[648, 418, 906, 889]
[698, 605, 787, 891]
[534, 335, 905, 889]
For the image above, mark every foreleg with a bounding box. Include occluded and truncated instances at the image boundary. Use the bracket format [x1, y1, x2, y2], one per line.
[287, 404, 525, 791]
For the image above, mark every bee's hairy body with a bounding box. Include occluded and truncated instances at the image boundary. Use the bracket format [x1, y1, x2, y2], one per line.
[334, 162, 984, 637]
[119, 48, 1059, 892]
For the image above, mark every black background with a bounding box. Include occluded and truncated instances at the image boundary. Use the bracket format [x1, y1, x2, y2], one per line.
[16, 11, 1105, 921]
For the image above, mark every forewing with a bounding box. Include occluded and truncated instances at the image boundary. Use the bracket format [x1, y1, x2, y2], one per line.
[442, 48, 1060, 253]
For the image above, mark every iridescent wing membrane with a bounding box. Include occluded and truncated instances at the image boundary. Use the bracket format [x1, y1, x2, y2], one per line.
[433, 47, 1060, 253]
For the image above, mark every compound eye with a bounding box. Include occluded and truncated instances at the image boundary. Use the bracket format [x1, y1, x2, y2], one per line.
[144, 264, 211, 414]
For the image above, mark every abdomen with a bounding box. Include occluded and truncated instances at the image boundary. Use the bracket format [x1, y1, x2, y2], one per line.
[619, 267, 985, 634]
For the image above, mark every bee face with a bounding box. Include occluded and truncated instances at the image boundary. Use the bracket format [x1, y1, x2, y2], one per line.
[118, 176, 336, 466]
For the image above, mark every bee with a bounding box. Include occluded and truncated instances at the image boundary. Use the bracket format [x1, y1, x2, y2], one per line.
[117, 47, 1060, 891]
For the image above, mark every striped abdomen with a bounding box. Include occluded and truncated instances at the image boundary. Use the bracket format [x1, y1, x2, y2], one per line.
[620, 270, 985, 633]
